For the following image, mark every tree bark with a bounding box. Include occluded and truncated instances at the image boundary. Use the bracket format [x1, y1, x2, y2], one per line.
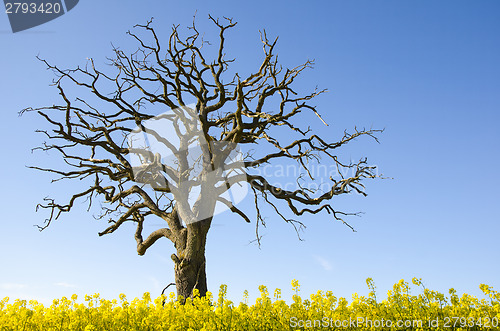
[171, 222, 209, 302]
[174, 254, 207, 301]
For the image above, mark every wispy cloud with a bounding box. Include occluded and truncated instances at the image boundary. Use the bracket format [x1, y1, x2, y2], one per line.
[54, 282, 76, 288]
[0, 283, 27, 290]
[313, 255, 333, 271]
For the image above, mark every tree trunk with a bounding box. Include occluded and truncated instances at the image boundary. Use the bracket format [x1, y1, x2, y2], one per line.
[174, 254, 207, 301]
[171, 223, 209, 302]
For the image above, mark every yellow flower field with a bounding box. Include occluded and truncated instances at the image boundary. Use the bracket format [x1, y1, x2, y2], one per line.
[1, 278, 499, 330]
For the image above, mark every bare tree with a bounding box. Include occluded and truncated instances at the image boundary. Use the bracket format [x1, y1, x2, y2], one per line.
[22, 16, 382, 301]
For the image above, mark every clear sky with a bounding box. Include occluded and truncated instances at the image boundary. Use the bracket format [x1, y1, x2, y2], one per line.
[1, 0, 499, 306]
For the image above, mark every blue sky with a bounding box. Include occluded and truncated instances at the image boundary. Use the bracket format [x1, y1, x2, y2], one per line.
[1, 0, 499, 306]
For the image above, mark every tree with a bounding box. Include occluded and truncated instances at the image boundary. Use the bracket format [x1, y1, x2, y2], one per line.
[22, 16, 382, 301]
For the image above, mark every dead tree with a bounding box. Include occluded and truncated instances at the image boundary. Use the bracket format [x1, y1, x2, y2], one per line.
[22, 16, 382, 301]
